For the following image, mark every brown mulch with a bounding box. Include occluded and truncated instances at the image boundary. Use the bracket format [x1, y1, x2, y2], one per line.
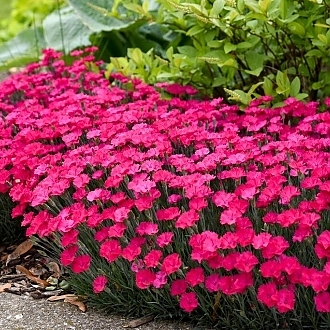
[0, 239, 81, 304]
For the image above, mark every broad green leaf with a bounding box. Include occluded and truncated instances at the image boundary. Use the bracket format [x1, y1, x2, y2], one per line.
[245, 51, 265, 74]
[276, 71, 291, 96]
[128, 48, 144, 65]
[67, 0, 138, 32]
[245, 68, 263, 76]
[259, 0, 271, 14]
[187, 25, 205, 36]
[312, 81, 325, 90]
[43, 7, 93, 53]
[210, 0, 225, 17]
[263, 77, 274, 95]
[208, 40, 223, 48]
[295, 93, 308, 100]
[244, 0, 262, 13]
[0, 27, 45, 68]
[305, 49, 323, 57]
[247, 81, 264, 97]
[279, 0, 287, 19]
[318, 34, 328, 45]
[287, 22, 305, 36]
[290, 76, 300, 96]
[212, 76, 227, 87]
[236, 41, 253, 50]
[177, 46, 198, 57]
[224, 42, 236, 53]
[166, 47, 173, 61]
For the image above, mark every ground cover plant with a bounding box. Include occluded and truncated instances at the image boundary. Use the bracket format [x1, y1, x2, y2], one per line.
[1, 49, 330, 328]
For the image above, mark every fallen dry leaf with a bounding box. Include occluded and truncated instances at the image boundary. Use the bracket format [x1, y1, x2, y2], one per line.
[0, 283, 12, 293]
[1, 254, 8, 262]
[47, 294, 77, 302]
[47, 262, 61, 278]
[64, 297, 86, 312]
[16, 265, 50, 287]
[6, 240, 33, 266]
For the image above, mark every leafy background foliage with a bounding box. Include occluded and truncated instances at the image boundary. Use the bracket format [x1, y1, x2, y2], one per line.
[1, 0, 330, 104]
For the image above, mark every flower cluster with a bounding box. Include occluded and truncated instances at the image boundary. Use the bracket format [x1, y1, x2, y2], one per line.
[1, 48, 330, 317]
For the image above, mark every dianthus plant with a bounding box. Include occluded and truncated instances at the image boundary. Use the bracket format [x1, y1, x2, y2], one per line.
[1, 48, 330, 327]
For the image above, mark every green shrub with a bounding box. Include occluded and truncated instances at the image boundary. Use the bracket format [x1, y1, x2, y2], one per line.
[105, 0, 330, 104]
[2, 0, 330, 105]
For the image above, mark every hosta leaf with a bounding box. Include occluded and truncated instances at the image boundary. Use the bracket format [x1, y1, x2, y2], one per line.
[43, 7, 93, 53]
[0, 27, 45, 69]
[67, 0, 138, 32]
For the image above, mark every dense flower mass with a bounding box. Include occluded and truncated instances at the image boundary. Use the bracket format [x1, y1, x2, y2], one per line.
[1, 48, 330, 319]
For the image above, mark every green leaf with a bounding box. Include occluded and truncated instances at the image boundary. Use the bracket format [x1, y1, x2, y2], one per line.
[295, 93, 308, 100]
[128, 48, 144, 65]
[287, 22, 305, 36]
[43, 7, 93, 53]
[312, 81, 325, 90]
[276, 70, 291, 96]
[210, 0, 225, 17]
[305, 49, 323, 57]
[259, 0, 272, 13]
[0, 27, 46, 68]
[318, 34, 328, 45]
[263, 77, 274, 95]
[67, 0, 138, 32]
[177, 46, 198, 57]
[212, 76, 227, 87]
[186, 25, 205, 36]
[224, 42, 237, 53]
[245, 51, 265, 72]
[290, 76, 300, 96]
[245, 68, 263, 76]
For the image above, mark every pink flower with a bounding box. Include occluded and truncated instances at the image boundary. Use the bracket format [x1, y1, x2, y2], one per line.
[205, 274, 222, 292]
[175, 210, 199, 229]
[136, 222, 159, 236]
[108, 223, 126, 238]
[71, 255, 91, 273]
[185, 268, 205, 287]
[95, 227, 111, 242]
[252, 233, 272, 249]
[275, 288, 295, 313]
[135, 269, 156, 289]
[156, 207, 180, 221]
[93, 275, 108, 293]
[144, 250, 162, 268]
[113, 207, 131, 222]
[153, 271, 167, 289]
[314, 291, 330, 312]
[61, 229, 79, 247]
[99, 239, 122, 262]
[261, 236, 290, 259]
[156, 232, 174, 247]
[122, 244, 141, 262]
[235, 251, 259, 272]
[279, 185, 300, 205]
[161, 253, 182, 275]
[179, 292, 198, 313]
[257, 282, 278, 308]
[170, 279, 188, 296]
[60, 245, 79, 266]
[220, 209, 243, 226]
